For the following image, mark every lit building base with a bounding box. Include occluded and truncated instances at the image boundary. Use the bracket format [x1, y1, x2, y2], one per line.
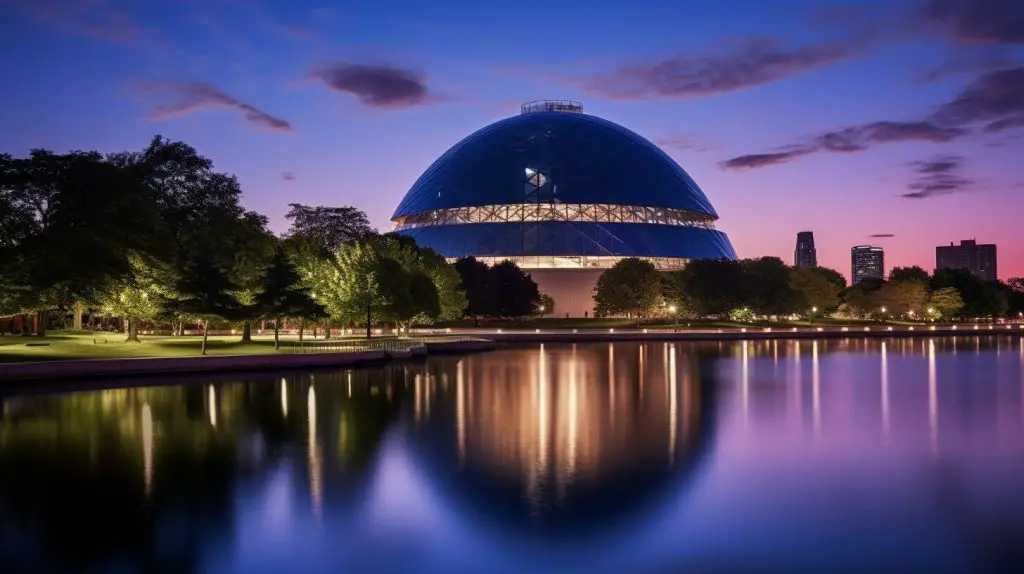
[526, 268, 605, 318]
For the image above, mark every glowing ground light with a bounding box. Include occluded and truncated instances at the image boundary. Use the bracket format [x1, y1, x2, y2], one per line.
[642, 328, 648, 333]
[864, 327, 871, 331]
[841, 327, 849, 332]
[536, 329, 541, 333]
[952, 326, 958, 330]
[887, 327, 893, 331]
[741, 328, 747, 333]
[764, 328, 772, 333]
[609, 328, 615, 333]
[573, 329, 578, 333]
[816, 327, 823, 332]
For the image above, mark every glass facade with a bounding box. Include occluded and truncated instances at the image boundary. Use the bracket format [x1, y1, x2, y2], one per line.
[852, 245, 885, 284]
[391, 104, 737, 269]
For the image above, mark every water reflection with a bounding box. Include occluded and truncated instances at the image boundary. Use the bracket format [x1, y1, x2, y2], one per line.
[0, 337, 1022, 573]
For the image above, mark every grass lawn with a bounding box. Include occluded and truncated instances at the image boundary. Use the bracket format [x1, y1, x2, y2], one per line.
[0, 332, 323, 363]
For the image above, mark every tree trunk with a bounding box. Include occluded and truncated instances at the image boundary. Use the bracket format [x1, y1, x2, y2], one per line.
[125, 318, 140, 343]
[241, 321, 252, 344]
[35, 311, 46, 337]
[324, 318, 331, 340]
[73, 302, 84, 331]
[366, 301, 372, 339]
[299, 320, 305, 342]
[274, 319, 280, 350]
[201, 321, 209, 355]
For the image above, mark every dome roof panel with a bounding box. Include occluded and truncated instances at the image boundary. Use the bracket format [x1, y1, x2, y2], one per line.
[392, 112, 719, 219]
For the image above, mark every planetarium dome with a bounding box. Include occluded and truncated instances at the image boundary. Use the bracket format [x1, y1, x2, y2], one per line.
[392, 101, 737, 316]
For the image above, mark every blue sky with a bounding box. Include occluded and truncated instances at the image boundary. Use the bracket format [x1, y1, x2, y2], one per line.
[1, 0, 1022, 278]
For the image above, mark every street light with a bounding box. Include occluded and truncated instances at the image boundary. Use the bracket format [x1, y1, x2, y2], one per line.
[810, 306, 818, 324]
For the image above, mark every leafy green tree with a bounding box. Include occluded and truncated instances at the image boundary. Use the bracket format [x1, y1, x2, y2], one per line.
[491, 260, 541, 317]
[253, 250, 327, 348]
[930, 268, 1004, 317]
[454, 257, 496, 317]
[285, 203, 372, 253]
[672, 259, 747, 317]
[373, 234, 465, 321]
[927, 287, 964, 320]
[815, 267, 848, 291]
[844, 279, 885, 318]
[538, 294, 555, 316]
[789, 266, 842, 314]
[743, 257, 801, 316]
[878, 280, 929, 317]
[593, 258, 662, 318]
[164, 255, 243, 355]
[97, 255, 173, 342]
[888, 266, 930, 283]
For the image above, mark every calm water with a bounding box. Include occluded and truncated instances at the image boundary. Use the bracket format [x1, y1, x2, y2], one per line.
[2, 338, 1024, 573]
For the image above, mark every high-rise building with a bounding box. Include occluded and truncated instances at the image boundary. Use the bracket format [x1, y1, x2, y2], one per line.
[851, 245, 884, 284]
[794, 231, 817, 268]
[935, 239, 997, 281]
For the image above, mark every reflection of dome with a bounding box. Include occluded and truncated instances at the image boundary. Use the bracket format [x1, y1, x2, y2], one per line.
[391, 101, 737, 316]
[405, 342, 712, 538]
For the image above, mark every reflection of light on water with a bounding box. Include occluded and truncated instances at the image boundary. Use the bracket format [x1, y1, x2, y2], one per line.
[565, 345, 580, 490]
[142, 402, 153, 496]
[280, 379, 288, 418]
[208, 385, 217, 428]
[347, 371, 352, 398]
[669, 344, 677, 465]
[414, 373, 423, 425]
[812, 341, 821, 436]
[741, 341, 750, 426]
[308, 385, 322, 514]
[457, 360, 466, 465]
[928, 340, 938, 455]
[609, 345, 615, 429]
[639, 345, 645, 401]
[881, 342, 889, 438]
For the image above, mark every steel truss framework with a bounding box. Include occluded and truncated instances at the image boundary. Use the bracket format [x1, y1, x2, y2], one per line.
[446, 255, 690, 270]
[394, 203, 717, 231]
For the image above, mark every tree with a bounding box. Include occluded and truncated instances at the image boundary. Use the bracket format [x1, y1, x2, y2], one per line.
[878, 280, 929, 317]
[285, 204, 372, 253]
[931, 268, 1002, 317]
[743, 257, 801, 316]
[320, 241, 380, 338]
[672, 259, 747, 317]
[97, 255, 172, 342]
[593, 258, 662, 318]
[888, 266, 930, 283]
[927, 287, 964, 320]
[815, 267, 848, 291]
[789, 266, 842, 313]
[490, 260, 541, 318]
[538, 294, 555, 317]
[454, 257, 496, 317]
[164, 255, 243, 355]
[253, 250, 327, 349]
[844, 279, 885, 318]
[373, 234, 465, 321]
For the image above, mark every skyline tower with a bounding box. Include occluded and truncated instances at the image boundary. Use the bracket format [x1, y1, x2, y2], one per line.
[851, 245, 885, 284]
[794, 231, 817, 268]
[935, 239, 997, 281]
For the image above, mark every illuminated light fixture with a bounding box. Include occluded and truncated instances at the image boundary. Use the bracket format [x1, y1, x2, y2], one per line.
[609, 328, 615, 333]
[973, 325, 979, 330]
[909, 327, 915, 331]
[792, 327, 798, 332]
[573, 329, 578, 334]
[741, 328, 747, 333]
[887, 326, 893, 331]
[841, 327, 849, 332]
[764, 328, 772, 333]
[952, 325, 958, 330]
[642, 328, 648, 334]
[864, 327, 871, 331]
[817, 327, 824, 332]
[535, 329, 540, 333]
[988, 325, 994, 330]
[446, 328, 452, 333]
[497, 329, 503, 333]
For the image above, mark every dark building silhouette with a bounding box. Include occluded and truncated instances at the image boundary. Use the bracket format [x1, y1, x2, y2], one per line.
[851, 245, 884, 284]
[936, 239, 997, 282]
[794, 231, 817, 268]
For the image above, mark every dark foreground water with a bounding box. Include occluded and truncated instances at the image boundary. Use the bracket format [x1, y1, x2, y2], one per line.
[2, 338, 1024, 573]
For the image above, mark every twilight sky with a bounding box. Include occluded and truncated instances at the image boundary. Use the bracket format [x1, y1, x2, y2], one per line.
[1, 0, 1022, 280]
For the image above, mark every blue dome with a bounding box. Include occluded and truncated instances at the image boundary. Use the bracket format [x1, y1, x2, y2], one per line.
[391, 104, 736, 266]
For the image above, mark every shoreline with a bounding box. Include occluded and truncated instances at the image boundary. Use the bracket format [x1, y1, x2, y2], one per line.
[1, 326, 1021, 384]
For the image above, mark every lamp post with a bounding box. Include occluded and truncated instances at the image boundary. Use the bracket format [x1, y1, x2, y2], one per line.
[927, 307, 935, 323]
[668, 304, 677, 327]
[810, 306, 818, 325]
[880, 306, 887, 325]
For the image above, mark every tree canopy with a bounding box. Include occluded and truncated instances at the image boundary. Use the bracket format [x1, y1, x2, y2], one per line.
[593, 258, 662, 318]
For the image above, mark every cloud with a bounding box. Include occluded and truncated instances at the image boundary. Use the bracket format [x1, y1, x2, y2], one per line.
[656, 134, 712, 153]
[141, 82, 294, 131]
[718, 147, 815, 170]
[920, 0, 1024, 45]
[719, 120, 967, 170]
[10, 0, 145, 43]
[281, 171, 296, 181]
[312, 62, 433, 109]
[901, 155, 975, 199]
[583, 37, 863, 100]
[869, 234, 896, 238]
[928, 66, 1024, 129]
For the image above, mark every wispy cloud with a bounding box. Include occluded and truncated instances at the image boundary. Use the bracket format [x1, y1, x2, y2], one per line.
[141, 82, 294, 131]
[311, 62, 436, 109]
[281, 171, 296, 181]
[582, 37, 864, 100]
[902, 155, 975, 199]
[10, 0, 145, 43]
[928, 66, 1024, 130]
[656, 133, 712, 153]
[920, 0, 1024, 45]
[868, 233, 896, 238]
[718, 120, 966, 170]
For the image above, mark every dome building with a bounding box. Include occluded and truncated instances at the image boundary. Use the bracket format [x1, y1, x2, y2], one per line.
[392, 101, 737, 317]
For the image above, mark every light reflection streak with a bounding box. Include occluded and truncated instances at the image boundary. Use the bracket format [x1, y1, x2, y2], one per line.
[281, 379, 288, 418]
[308, 385, 322, 514]
[881, 342, 889, 438]
[741, 340, 750, 426]
[208, 385, 217, 428]
[669, 343, 677, 465]
[347, 371, 352, 398]
[142, 402, 153, 496]
[457, 360, 466, 465]
[609, 345, 615, 429]
[812, 341, 821, 437]
[928, 340, 938, 455]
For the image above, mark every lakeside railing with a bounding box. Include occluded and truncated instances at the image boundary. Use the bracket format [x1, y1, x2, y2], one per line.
[288, 335, 489, 354]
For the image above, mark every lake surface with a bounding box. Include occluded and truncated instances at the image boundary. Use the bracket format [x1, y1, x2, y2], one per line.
[2, 338, 1023, 573]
